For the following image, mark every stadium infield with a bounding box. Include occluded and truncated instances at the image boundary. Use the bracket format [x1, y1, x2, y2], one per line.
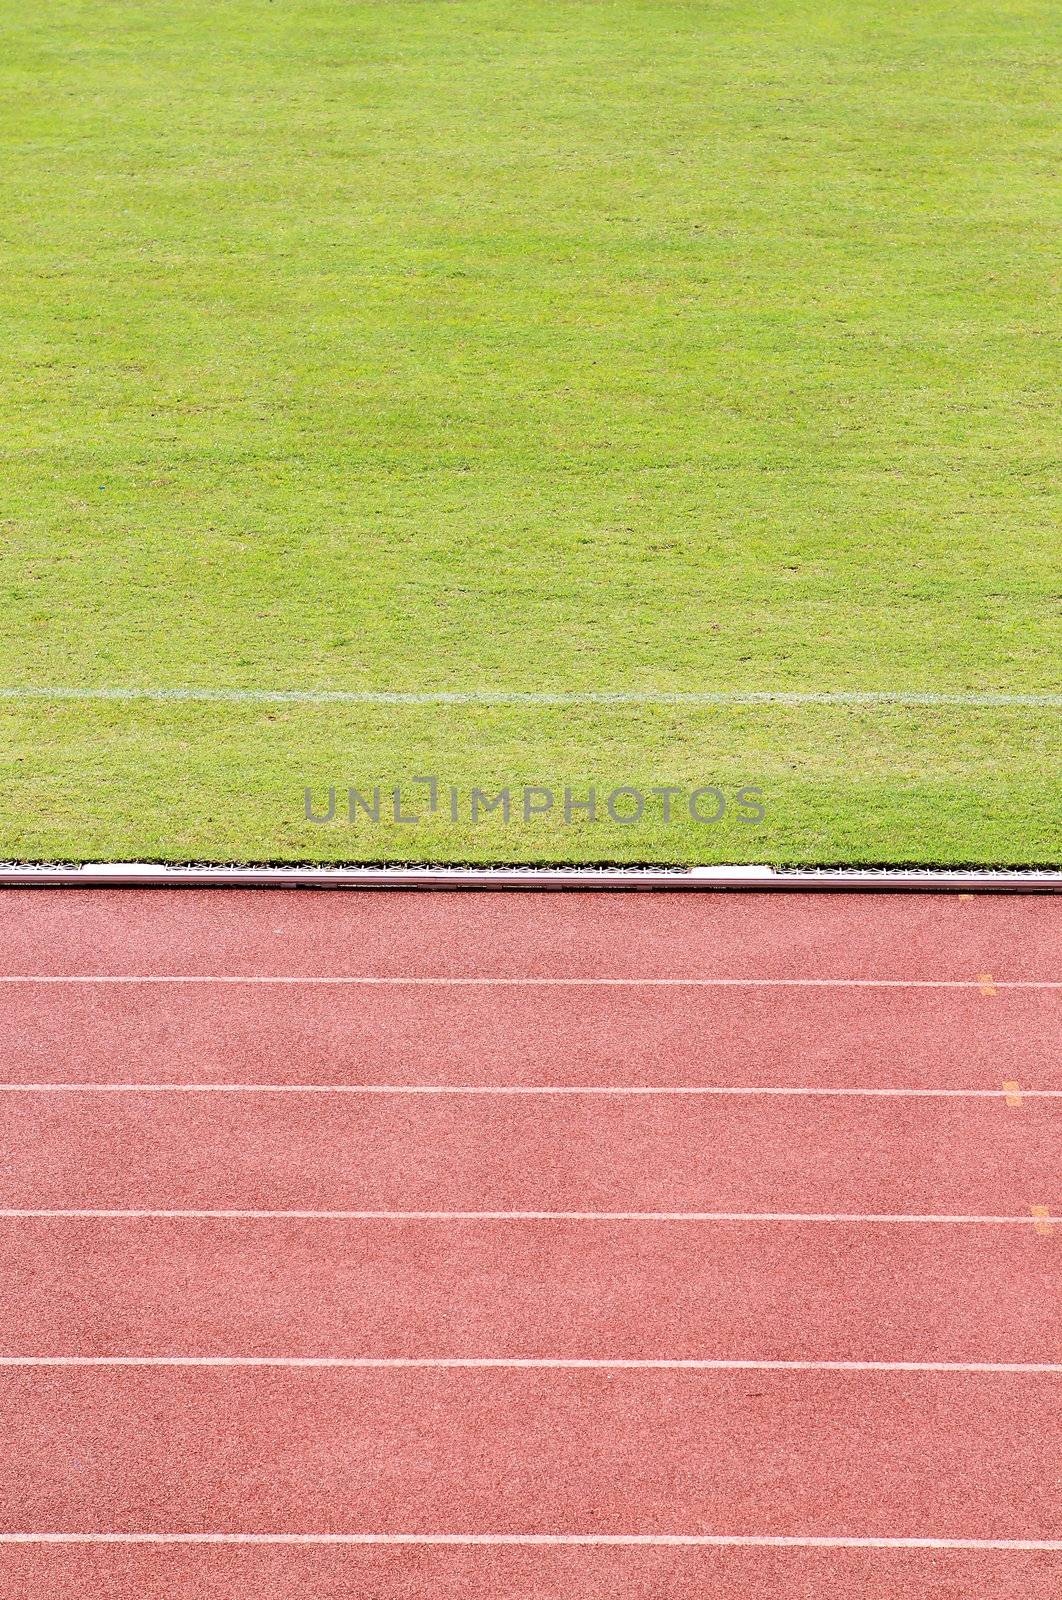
[2, 0, 1060, 866]
[0, 884, 1058, 1599]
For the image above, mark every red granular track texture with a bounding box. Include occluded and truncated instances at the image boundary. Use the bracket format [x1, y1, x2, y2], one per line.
[0, 888, 1058, 1598]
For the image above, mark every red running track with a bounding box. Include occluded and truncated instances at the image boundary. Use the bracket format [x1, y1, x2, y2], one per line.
[0, 887, 1059, 1599]
[3, 1092, 1057, 1213]
[3, 1218, 1058, 1364]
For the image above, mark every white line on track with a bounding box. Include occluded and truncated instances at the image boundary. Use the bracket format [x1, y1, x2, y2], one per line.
[4, 1071, 1050, 1190]
[3, 1083, 1060, 1097]
[1, 687, 1060, 709]
[0, 1533, 1059, 1549]
[1, 1210, 1054, 1224]
[1, 1356, 1057, 1372]
[0, 976, 1059, 988]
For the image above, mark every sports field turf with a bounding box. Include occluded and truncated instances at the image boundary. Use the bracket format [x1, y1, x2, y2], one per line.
[1, 0, 1058, 865]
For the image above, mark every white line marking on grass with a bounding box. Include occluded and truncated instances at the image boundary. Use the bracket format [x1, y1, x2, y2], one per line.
[1, 688, 1060, 709]
[0, 1533, 1059, 1549]
[1, 1356, 1057, 1372]
[0, 976, 1059, 989]
[1, 1210, 1054, 1224]
[3, 1083, 1061, 1098]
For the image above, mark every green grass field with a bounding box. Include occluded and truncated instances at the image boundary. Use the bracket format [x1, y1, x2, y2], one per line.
[1, 0, 1058, 865]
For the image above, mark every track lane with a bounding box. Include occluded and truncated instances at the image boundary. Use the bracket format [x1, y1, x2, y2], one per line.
[2, 1218, 1057, 1364]
[1, 1368, 1056, 1539]
[0, 888, 1057, 980]
[2, 1542, 1059, 1600]
[2, 1094, 1055, 1215]
[3, 983, 1059, 1089]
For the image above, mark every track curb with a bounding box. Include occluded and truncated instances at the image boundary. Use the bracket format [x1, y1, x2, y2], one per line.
[0, 864, 1059, 891]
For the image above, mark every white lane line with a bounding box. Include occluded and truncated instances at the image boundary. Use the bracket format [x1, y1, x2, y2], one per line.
[1, 1210, 1054, 1224]
[1, 1357, 1057, 1372]
[0, 976, 1059, 989]
[2, 687, 1060, 709]
[3, 1083, 1061, 1098]
[0, 1533, 1059, 1549]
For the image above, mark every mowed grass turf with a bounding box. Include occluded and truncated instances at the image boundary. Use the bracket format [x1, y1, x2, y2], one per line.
[1, 0, 1058, 864]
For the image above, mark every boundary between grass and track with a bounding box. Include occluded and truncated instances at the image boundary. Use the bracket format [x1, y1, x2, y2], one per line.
[1, 865, 1060, 891]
